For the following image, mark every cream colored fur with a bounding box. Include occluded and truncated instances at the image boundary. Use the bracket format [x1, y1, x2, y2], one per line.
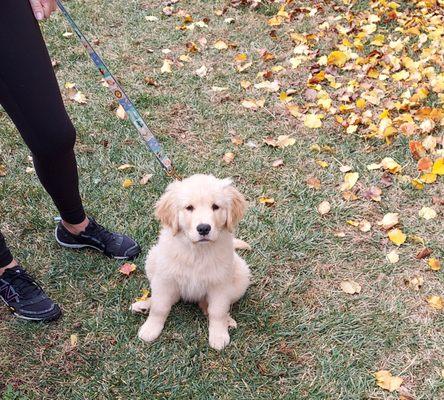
[132, 174, 251, 350]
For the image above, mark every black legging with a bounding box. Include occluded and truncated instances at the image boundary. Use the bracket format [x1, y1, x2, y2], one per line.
[0, 0, 86, 267]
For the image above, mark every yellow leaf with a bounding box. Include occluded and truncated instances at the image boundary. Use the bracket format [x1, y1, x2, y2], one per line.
[374, 370, 403, 392]
[234, 53, 248, 62]
[392, 70, 409, 81]
[419, 206, 437, 220]
[432, 158, 444, 175]
[380, 157, 401, 173]
[316, 160, 329, 168]
[356, 98, 366, 109]
[304, 114, 323, 128]
[259, 196, 275, 206]
[388, 228, 406, 246]
[327, 50, 348, 67]
[428, 258, 441, 271]
[420, 173, 437, 183]
[122, 179, 133, 188]
[317, 200, 331, 215]
[135, 288, 150, 302]
[341, 172, 359, 191]
[267, 16, 283, 26]
[412, 178, 425, 190]
[426, 295, 444, 310]
[214, 40, 228, 50]
[379, 213, 399, 230]
[340, 280, 361, 294]
[279, 92, 292, 103]
[346, 220, 360, 227]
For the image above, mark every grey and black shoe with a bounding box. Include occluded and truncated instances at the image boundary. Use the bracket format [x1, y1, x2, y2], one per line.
[0, 266, 61, 322]
[55, 217, 141, 260]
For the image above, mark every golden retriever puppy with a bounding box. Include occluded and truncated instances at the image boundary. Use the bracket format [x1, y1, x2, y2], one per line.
[132, 174, 251, 350]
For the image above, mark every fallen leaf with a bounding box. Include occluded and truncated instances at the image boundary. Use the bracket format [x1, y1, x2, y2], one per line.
[416, 247, 432, 259]
[316, 160, 329, 168]
[317, 200, 331, 215]
[359, 220, 372, 232]
[341, 172, 359, 191]
[272, 159, 284, 168]
[374, 370, 403, 392]
[214, 40, 228, 50]
[0, 165, 6, 177]
[339, 165, 353, 173]
[362, 186, 382, 202]
[388, 228, 406, 246]
[432, 158, 444, 175]
[195, 65, 207, 77]
[306, 177, 321, 189]
[119, 263, 137, 276]
[417, 157, 433, 171]
[241, 99, 265, 110]
[327, 50, 348, 67]
[426, 295, 444, 310]
[135, 288, 150, 302]
[304, 113, 323, 128]
[259, 196, 275, 206]
[418, 206, 437, 220]
[70, 334, 78, 348]
[340, 280, 361, 294]
[117, 164, 134, 171]
[222, 152, 235, 164]
[380, 157, 401, 174]
[122, 179, 133, 188]
[379, 213, 399, 230]
[428, 258, 441, 271]
[145, 16, 159, 22]
[160, 59, 173, 73]
[386, 250, 399, 264]
[139, 174, 153, 185]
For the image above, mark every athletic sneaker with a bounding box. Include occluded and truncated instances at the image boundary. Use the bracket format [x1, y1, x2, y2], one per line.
[55, 217, 141, 260]
[0, 266, 62, 322]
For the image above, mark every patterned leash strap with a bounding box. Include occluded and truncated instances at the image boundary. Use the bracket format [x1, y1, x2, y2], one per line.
[56, 0, 179, 179]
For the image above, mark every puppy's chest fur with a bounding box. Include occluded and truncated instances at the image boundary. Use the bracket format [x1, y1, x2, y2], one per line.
[174, 250, 232, 301]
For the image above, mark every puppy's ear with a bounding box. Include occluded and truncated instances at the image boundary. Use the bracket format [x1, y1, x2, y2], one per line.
[155, 182, 179, 235]
[224, 182, 247, 232]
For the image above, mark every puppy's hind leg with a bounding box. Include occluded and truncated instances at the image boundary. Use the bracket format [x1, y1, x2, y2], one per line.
[131, 299, 151, 315]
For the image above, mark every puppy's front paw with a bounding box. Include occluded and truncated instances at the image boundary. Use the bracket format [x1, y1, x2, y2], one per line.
[138, 321, 163, 343]
[131, 299, 151, 315]
[209, 329, 230, 351]
[227, 315, 237, 329]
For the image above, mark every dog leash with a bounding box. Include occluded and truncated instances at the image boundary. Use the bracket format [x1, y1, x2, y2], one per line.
[55, 0, 180, 180]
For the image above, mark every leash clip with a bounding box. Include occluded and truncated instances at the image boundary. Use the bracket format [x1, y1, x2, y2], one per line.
[166, 166, 182, 181]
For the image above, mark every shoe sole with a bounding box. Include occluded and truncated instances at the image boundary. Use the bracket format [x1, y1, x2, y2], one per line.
[54, 227, 139, 260]
[1, 297, 62, 323]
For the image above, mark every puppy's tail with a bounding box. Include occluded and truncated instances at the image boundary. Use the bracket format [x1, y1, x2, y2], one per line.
[233, 238, 252, 251]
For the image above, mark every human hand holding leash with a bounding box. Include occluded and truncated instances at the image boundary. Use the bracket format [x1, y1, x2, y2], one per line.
[29, 0, 57, 20]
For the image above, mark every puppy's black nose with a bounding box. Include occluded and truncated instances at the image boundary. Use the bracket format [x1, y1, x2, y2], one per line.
[197, 223, 211, 236]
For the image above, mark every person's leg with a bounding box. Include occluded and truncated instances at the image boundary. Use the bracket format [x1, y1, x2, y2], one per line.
[0, 232, 17, 273]
[0, 0, 140, 260]
[0, 0, 86, 226]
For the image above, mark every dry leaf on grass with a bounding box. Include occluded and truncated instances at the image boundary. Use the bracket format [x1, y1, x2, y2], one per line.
[119, 263, 137, 276]
[374, 370, 403, 392]
[317, 201, 331, 215]
[426, 295, 444, 310]
[340, 280, 361, 294]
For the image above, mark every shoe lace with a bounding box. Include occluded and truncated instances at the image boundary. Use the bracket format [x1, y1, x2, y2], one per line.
[6, 270, 42, 300]
[87, 219, 115, 245]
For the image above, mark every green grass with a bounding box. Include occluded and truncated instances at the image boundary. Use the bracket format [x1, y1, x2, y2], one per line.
[1, 1, 443, 399]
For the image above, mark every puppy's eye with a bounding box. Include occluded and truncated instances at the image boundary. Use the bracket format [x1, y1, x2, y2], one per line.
[212, 204, 220, 211]
[186, 205, 194, 211]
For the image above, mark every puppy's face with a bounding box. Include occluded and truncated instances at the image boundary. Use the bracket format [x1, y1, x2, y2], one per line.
[156, 175, 247, 244]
